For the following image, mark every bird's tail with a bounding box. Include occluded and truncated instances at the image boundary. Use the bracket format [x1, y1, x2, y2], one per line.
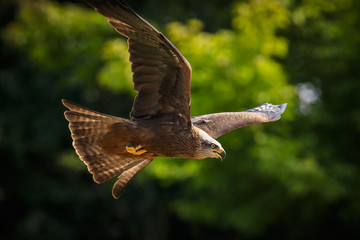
[62, 99, 151, 198]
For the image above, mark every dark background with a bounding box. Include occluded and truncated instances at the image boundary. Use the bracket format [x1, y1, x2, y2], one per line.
[1, 0, 360, 239]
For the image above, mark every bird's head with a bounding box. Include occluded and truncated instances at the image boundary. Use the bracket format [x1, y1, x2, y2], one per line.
[196, 128, 226, 160]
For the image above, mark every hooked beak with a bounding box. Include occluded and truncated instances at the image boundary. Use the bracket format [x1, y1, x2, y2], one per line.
[213, 149, 226, 161]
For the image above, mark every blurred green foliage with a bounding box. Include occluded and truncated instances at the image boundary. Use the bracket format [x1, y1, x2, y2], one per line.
[1, 0, 360, 239]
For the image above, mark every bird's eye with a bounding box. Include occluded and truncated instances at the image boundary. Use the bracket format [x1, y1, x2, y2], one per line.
[210, 143, 216, 149]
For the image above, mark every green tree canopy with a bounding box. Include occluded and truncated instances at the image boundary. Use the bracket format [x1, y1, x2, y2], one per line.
[1, 0, 360, 239]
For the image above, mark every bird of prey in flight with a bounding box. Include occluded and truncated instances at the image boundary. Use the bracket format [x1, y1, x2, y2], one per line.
[62, 0, 287, 198]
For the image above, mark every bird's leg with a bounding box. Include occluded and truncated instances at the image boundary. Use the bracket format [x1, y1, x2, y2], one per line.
[125, 144, 147, 155]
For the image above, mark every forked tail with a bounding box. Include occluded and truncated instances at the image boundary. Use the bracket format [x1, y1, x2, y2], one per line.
[62, 99, 151, 198]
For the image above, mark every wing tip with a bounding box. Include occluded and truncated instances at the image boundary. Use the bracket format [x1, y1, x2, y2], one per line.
[278, 103, 287, 114]
[62, 99, 77, 111]
[112, 181, 126, 199]
[269, 102, 287, 121]
[248, 102, 287, 122]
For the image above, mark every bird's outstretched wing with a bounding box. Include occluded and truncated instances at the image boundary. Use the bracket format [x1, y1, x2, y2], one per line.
[83, 0, 192, 122]
[62, 99, 153, 198]
[192, 103, 287, 139]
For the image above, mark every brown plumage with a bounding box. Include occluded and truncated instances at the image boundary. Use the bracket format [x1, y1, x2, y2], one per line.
[62, 0, 287, 198]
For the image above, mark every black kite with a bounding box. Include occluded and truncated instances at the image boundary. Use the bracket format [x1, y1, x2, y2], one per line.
[62, 0, 287, 198]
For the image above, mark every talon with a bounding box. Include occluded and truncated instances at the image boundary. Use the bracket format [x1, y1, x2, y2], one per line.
[126, 145, 147, 155]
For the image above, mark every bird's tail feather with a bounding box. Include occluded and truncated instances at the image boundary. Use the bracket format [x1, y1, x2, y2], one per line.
[62, 99, 150, 198]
